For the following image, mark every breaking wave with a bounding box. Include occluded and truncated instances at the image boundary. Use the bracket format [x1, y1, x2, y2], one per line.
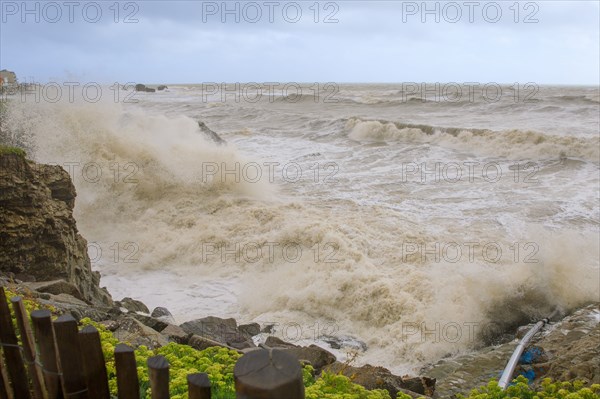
[345, 117, 600, 162]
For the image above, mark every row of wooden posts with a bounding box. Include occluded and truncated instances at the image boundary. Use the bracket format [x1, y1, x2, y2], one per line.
[0, 287, 305, 399]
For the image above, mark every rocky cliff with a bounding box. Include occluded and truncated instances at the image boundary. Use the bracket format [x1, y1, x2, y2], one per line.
[0, 152, 112, 305]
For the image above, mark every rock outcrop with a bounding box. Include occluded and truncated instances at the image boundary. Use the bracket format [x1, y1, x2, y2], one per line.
[0, 153, 112, 305]
[423, 302, 599, 397]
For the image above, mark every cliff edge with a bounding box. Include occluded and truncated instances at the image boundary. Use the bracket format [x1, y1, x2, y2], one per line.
[0, 152, 112, 305]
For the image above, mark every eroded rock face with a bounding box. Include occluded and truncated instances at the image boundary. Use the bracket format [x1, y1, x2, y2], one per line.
[0, 154, 112, 305]
[424, 302, 600, 397]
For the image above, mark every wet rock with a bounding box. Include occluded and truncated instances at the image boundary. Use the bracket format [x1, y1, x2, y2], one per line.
[423, 302, 600, 396]
[322, 334, 368, 352]
[197, 121, 225, 144]
[239, 323, 261, 338]
[157, 85, 167, 91]
[117, 297, 150, 314]
[151, 307, 175, 324]
[134, 83, 156, 93]
[532, 303, 600, 385]
[261, 324, 276, 334]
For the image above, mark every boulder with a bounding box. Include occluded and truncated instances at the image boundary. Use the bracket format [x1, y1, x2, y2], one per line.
[117, 297, 149, 314]
[0, 154, 112, 306]
[325, 363, 436, 397]
[151, 307, 175, 324]
[264, 336, 298, 349]
[24, 280, 85, 301]
[131, 314, 169, 332]
[180, 316, 238, 341]
[189, 334, 231, 351]
[157, 85, 167, 91]
[239, 323, 261, 338]
[281, 344, 336, 372]
[180, 316, 255, 349]
[197, 121, 225, 145]
[114, 317, 168, 349]
[161, 324, 190, 344]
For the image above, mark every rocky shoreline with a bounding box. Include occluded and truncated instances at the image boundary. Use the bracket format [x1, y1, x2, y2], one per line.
[1, 151, 598, 398]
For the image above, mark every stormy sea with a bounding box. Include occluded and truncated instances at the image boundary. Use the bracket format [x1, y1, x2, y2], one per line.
[3, 83, 599, 374]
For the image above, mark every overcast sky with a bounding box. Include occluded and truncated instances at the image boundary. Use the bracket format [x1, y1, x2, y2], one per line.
[1, 1, 598, 84]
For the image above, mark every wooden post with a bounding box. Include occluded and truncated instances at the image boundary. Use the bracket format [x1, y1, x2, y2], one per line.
[0, 357, 10, 399]
[187, 373, 211, 399]
[0, 287, 32, 399]
[10, 297, 47, 399]
[30, 310, 63, 399]
[147, 356, 169, 399]
[52, 314, 87, 399]
[234, 349, 304, 399]
[78, 326, 109, 399]
[114, 344, 139, 399]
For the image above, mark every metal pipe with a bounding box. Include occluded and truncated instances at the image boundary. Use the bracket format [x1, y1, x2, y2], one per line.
[498, 318, 548, 389]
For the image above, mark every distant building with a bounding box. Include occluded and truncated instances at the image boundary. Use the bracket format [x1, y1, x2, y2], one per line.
[0, 70, 17, 86]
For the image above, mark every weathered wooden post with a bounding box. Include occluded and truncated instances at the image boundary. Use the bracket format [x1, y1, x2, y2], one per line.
[234, 349, 304, 399]
[30, 310, 63, 399]
[78, 326, 110, 399]
[187, 373, 211, 399]
[52, 314, 87, 399]
[10, 297, 47, 399]
[114, 344, 139, 399]
[0, 287, 32, 399]
[0, 355, 10, 399]
[147, 356, 170, 399]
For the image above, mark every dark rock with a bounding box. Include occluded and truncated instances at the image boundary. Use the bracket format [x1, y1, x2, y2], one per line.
[239, 323, 261, 338]
[180, 316, 255, 349]
[35, 292, 112, 322]
[0, 154, 112, 306]
[325, 362, 435, 397]
[14, 273, 35, 282]
[157, 85, 167, 91]
[180, 316, 238, 340]
[261, 324, 276, 334]
[189, 334, 230, 351]
[24, 280, 85, 302]
[117, 297, 149, 314]
[131, 314, 169, 332]
[99, 319, 120, 332]
[197, 121, 225, 145]
[281, 344, 336, 373]
[134, 84, 156, 93]
[322, 335, 368, 352]
[151, 307, 175, 324]
[161, 324, 190, 344]
[264, 336, 298, 348]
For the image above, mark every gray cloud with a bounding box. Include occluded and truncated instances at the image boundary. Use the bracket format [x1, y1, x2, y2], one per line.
[1, 1, 598, 84]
